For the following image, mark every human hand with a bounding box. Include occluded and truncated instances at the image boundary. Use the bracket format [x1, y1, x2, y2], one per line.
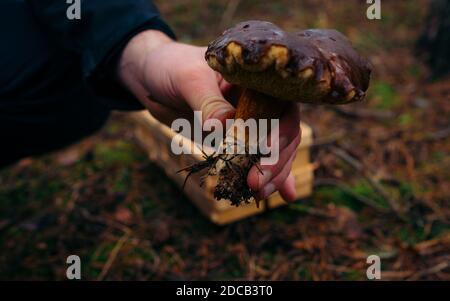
[118, 30, 235, 125]
[247, 103, 301, 202]
[118, 30, 301, 202]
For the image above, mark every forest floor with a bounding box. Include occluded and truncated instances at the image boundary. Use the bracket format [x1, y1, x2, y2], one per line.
[0, 0, 448, 280]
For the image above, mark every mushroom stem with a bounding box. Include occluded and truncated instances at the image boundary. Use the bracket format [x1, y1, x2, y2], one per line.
[212, 88, 287, 206]
[233, 88, 287, 155]
[235, 88, 286, 121]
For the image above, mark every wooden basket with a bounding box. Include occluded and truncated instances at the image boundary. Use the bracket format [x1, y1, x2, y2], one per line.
[127, 111, 314, 225]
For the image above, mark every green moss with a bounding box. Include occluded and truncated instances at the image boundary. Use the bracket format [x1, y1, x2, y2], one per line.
[315, 181, 389, 212]
[354, 31, 385, 52]
[297, 267, 313, 280]
[112, 169, 130, 194]
[397, 227, 426, 245]
[269, 207, 299, 223]
[398, 182, 414, 200]
[222, 256, 246, 279]
[431, 151, 445, 162]
[407, 64, 423, 78]
[398, 113, 413, 127]
[130, 247, 156, 262]
[369, 81, 400, 110]
[342, 269, 363, 281]
[94, 141, 138, 166]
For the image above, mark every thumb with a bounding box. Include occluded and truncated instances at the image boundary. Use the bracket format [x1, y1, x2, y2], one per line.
[200, 96, 236, 124]
[180, 72, 235, 124]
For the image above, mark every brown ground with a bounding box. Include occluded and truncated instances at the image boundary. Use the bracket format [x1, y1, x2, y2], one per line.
[0, 0, 448, 280]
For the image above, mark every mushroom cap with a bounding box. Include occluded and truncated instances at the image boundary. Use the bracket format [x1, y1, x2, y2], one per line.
[206, 21, 372, 104]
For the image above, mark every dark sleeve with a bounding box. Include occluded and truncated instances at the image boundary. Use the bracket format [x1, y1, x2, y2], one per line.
[26, 0, 176, 110]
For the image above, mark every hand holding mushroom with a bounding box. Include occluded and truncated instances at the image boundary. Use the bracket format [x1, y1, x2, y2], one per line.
[120, 28, 305, 203]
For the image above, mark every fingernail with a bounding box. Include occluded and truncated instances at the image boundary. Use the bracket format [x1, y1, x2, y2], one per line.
[258, 170, 272, 189]
[204, 108, 234, 127]
[262, 182, 276, 199]
[212, 108, 234, 121]
[202, 101, 234, 122]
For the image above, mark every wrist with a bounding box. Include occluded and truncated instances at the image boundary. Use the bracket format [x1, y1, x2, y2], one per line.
[118, 30, 173, 97]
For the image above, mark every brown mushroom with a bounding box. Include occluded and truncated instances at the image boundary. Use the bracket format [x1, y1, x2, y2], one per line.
[202, 20, 371, 206]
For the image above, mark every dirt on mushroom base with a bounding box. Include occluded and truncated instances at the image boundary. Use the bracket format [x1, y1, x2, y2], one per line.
[214, 153, 260, 206]
[177, 130, 262, 206]
[178, 149, 259, 206]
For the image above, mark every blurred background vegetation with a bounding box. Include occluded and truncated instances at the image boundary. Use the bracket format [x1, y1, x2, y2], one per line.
[0, 0, 448, 280]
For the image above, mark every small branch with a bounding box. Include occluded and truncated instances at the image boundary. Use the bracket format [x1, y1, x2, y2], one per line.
[327, 106, 395, 120]
[380, 270, 414, 280]
[218, 0, 241, 30]
[427, 126, 450, 141]
[407, 261, 450, 281]
[311, 131, 345, 148]
[289, 203, 334, 218]
[97, 233, 130, 281]
[314, 178, 390, 213]
[328, 145, 406, 219]
[79, 208, 131, 234]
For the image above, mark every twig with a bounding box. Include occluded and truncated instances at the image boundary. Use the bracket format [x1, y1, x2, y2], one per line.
[327, 106, 395, 120]
[97, 233, 130, 281]
[414, 233, 450, 255]
[311, 131, 345, 148]
[407, 261, 450, 281]
[79, 208, 131, 234]
[218, 0, 241, 30]
[427, 126, 450, 141]
[328, 145, 405, 219]
[289, 203, 334, 218]
[381, 270, 414, 280]
[314, 178, 390, 213]
[321, 264, 355, 273]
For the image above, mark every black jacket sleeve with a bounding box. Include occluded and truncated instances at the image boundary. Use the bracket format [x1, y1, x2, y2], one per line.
[26, 0, 176, 110]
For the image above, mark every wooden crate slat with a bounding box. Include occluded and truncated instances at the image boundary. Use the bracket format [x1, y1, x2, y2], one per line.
[127, 111, 314, 225]
[211, 165, 314, 224]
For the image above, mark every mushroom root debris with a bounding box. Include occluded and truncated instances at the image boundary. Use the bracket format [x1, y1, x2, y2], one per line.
[182, 20, 372, 206]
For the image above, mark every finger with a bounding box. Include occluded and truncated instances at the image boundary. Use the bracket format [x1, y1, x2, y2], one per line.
[267, 102, 301, 148]
[247, 130, 300, 192]
[145, 99, 193, 127]
[255, 154, 296, 200]
[178, 67, 235, 124]
[278, 174, 297, 202]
